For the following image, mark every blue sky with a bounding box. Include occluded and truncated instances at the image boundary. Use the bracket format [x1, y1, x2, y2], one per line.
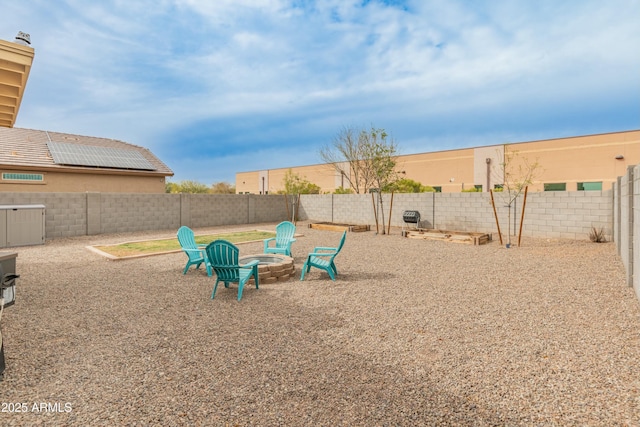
[3, 0, 639, 185]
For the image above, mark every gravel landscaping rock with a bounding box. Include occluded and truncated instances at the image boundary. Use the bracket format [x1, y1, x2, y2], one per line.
[1, 222, 639, 426]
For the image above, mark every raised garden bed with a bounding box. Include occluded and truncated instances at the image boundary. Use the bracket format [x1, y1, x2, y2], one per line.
[405, 229, 492, 245]
[308, 222, 370, 232]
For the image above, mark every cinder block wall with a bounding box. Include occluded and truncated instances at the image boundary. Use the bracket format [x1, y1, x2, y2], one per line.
[0, 192, 87, 238]
[99, 193, 182, 233]
[299, 190, 613, 241]
[297, 194, 333, 223]
[634, 164, 639, 298]
[613, 164, 638, 302]
[0, 192, 290, 239]
[629, 165, 640, 299]
[617, 169, 633, 287]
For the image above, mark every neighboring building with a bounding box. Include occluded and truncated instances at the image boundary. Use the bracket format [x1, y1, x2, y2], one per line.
[236, 130, 640, 194]
[0, 127, 173, 193]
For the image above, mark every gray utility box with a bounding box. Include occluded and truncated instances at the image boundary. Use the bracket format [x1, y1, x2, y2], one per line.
[0, 205, 45, 248]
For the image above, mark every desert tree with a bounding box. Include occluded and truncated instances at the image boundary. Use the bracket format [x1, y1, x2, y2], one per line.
[210, 181, 236, 194]
[388, 178, 435, 193]
[319, 126, 400, 195]
[280, 169, 320, 222]
[320, 126, 402, 233]
[494, 147, 542, 246]
[165, 180, 210, 193]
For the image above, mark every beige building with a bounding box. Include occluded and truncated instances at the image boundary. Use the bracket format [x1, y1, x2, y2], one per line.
[0, 127, 173, 193]
[236, 130, 640, 194]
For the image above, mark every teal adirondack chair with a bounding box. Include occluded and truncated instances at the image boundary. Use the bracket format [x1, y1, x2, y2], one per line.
[206, 240, 259, 301]
[300, 231, 347, 281]
[263, 221, 296, 256]
[177, 226, 212, 276]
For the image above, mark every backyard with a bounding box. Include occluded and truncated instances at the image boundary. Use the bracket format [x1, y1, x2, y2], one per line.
[1, 222, 639, 426]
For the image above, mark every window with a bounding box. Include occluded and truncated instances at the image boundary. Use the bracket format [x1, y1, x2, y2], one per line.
[2, 173, 44, 182]
[433, 186, 442, 193]
[474, 185, 482, 191]
[577, 182, 602, 191]
[544, 183, 566, 191]
[493, 184, 504, 192]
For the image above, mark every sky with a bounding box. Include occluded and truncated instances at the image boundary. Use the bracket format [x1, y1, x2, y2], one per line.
[2, 0, 639, 185]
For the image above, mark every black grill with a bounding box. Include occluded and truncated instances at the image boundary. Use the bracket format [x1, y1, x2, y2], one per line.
[402, 210, 420, 224]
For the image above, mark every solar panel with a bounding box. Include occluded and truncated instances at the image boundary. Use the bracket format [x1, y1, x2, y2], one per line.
[47, 141, 157, 171]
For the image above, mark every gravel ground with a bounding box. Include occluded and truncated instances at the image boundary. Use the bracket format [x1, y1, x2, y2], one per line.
[1, 222, 639, 426]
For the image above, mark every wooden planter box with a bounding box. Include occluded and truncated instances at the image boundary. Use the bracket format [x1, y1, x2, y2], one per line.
[405, 229, 492, 245]
[309, 222, 370, 232]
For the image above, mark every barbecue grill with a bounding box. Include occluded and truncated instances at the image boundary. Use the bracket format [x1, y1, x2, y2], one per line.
[0, 254, 19, 381]
[402, 210, 421, 234]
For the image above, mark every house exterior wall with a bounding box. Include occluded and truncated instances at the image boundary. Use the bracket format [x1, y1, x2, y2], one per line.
[0, 169, 167, 193]
[236, 130, 640, 194]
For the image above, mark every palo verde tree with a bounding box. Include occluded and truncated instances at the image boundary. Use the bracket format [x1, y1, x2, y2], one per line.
[319, 126, 402, 233]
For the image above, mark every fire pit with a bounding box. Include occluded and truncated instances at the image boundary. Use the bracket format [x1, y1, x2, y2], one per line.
[239, 254, 295, 284]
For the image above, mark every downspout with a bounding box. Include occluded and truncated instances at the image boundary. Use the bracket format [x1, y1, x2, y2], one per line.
[486, 158, 491, 192]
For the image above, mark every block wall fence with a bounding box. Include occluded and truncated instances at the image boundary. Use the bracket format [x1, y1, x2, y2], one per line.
[0, 193, 291, 238]
[613, 165, 638, 300]
[298, 190, 613, 240]
[0, 163, 636, 302]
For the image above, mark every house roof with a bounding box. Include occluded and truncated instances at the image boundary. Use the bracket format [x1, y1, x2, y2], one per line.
[0, 127, 173, 176]
[0, 38, 34, 128]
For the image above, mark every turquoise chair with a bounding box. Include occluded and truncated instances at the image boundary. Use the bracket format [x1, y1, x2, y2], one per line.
[206, 240, 259, 301]
[177, 226, 212, 276]
[300, 231, 347, 281]
[264, 221, 296, 256]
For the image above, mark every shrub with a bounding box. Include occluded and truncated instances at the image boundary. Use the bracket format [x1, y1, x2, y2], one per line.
[589, 227, 607, 243]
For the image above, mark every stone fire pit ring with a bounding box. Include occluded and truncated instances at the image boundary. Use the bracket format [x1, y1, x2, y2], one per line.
[239, 254, 295, 284]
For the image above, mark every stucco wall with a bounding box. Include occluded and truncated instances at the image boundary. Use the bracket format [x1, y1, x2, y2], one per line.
[0, 170, 167, 193]
[237, 130, 640, 194]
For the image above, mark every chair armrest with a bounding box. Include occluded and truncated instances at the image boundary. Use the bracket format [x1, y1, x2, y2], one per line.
[312, 246, 337, 253]
[182, 248, 206, 254]
[263, 237, 275, 250]
[309, 251, 336, 257]
[240, 260, 260, 268]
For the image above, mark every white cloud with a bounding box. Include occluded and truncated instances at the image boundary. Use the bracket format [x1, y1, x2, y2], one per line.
[2, 0, 639, 182]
